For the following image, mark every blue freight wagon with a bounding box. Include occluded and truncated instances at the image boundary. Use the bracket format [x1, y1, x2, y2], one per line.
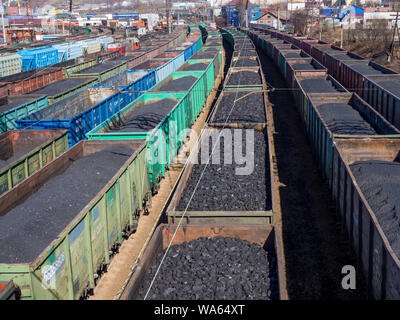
[131, 52, 185, 84]
[17, 47, 59, 71]
[166, 41, 197, 61]
[52, 43, 84, 62]
[0, 95, 48, 133]
[16, 71, 156, 146]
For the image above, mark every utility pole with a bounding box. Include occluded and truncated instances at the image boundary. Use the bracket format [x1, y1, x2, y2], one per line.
[69, 0, 72, 36]
[165, 0, 170, 33]
[340, 23, 343, 48]
[278, 5, 280, 31]
[389, 6, 399, 62]
[0, 1, 6, 44]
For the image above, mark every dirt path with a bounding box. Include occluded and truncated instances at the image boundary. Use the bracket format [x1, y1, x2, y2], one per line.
[256, 46, 367, 300]
[89, 70, 223, 301]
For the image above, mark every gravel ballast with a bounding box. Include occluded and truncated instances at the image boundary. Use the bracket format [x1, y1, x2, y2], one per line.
[212, 92, 265, 123]
[227, 70, 261, 86]
[317, 103, 377, 135]
[299, 78, 340, 93]
[108, 99, 177, 133]
[350, 160, 400, 257]
[0, 146, 133, 263]
[158, 76, 198, 91]
[177, 129, 271, 211]
[136, 237, 278, 300]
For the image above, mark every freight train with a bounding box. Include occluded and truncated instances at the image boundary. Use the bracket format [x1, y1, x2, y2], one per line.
[0, 25, 215, 300]
[245, 24, 400, 300]
[118, 26, 287, 301]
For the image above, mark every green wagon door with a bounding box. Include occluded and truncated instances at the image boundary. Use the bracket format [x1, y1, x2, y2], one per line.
[105, 183, 120, 248]
[68, 218, 90, 299]
[90, 202, 106, 274]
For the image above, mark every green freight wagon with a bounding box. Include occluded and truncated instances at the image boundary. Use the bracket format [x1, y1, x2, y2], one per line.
[0, 139, 151, 300]
[0, 129, 68, 195]
[52, 57, 98, 78]
[69, 62, 127, 82]
[151, 70, 207, 125]
[30, 77, 98, 104]
[0, 95, 48, 133]
[86, 92, 190, 189]
[178, 59, 216, 96]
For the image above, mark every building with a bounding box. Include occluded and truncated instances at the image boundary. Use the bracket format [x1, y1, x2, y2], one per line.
[252, 9, 289, 29]
[363, 11, 399, 28]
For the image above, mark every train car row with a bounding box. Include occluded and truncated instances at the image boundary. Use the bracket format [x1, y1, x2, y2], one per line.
[0, 25, 214, 299]
[251, 23, 400, 131]
[0, 25, 223, 300]
[0, 31, 191, 147]
[117, 26, 287, 301]
[246, 25, 400, 299]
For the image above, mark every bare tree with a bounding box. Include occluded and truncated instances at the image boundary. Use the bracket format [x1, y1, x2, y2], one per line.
[291, 10, 309, 35]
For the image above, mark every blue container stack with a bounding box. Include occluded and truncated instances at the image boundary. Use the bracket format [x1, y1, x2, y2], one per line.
[52, 43, 83, 62]
[17, 46, 59, 71]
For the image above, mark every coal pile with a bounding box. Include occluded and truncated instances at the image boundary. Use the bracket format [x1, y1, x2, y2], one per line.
[333, 54, 363, 61]
[192, 52, 217, 59]
[0, 147, 36, 170]
[108, 99, 177, 133]
[319, 47, 341, 53]
[227, 70, 262, 86]
[32, 78, 92, 96]
[374, 80, 400, 96]
[181, 63, 209, 71]
[291, 63, 316, 71]
[177, 129, 271, 211]
[203, 47, 220, 52]
[137, 237, 278, 300]
[350, 160, 400, 257]
[317, 103, 377, 135]
[0, 146, 133, 263]
[349, 63, 382, 75]
[0, 98, 34, 114]
[238, 49, 257, 57]
[212, 92, 265, 123]
[158, 76, 198, 91]
[232, 58, 259, 67]
[299, 78, 340, 93]
[75, 63, 115, 74]
[284, 52, 303, 59]
[206, 41, 221, 46]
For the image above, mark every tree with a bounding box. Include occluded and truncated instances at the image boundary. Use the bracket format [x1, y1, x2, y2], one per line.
[291, 10, 309, 35]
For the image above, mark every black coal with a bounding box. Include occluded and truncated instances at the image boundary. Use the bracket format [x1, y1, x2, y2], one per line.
[0, 146, 133, 263]
[350, 160, 400, 257]
[177, 129, 271, 211]
[317, 103, 377, 135]
[227, 70, 262, 86]
[108, 99, 177, 133]
[136, 236, 278, 300]
[211, 92, 265, 123]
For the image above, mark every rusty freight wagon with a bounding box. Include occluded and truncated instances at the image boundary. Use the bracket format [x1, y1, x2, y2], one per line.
[0, 139, 151, 300]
